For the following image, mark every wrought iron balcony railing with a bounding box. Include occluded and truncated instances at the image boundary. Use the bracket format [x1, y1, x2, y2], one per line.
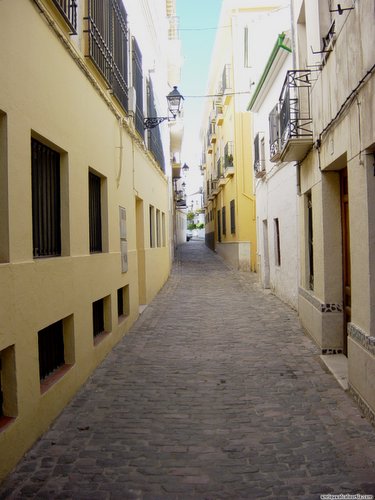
[269, 70, 313, 162]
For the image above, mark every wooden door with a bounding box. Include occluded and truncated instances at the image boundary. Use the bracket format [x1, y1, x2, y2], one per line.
[340, 169, 351, 356]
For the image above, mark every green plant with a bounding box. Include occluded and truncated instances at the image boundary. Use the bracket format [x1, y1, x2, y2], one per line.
[187, 223, 197, 230]
[196, 223, 205, 229]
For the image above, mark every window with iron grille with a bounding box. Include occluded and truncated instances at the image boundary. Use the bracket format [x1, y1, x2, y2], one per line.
[230, 199, 235, 234]
[132, 37, 144, 138]
[222, 206, 226, 235]
[31, 138, 61, 258]
[147, 81, 165, 171]
[92, 298, 105, 338]
[52, 0, 77, 34]
[149, 205, 155, 248]
[89, 172, 102, 253]
[38, 320, 65, 381]
[117, 285, 129, 320]
[86, 0, 128, 112]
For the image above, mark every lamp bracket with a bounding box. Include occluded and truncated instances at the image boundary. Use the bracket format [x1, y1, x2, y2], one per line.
[143, 117, 169, 129]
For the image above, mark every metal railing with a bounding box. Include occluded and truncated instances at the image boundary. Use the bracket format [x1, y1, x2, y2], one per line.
[224, 141, 234, 170]
[279, 70, 312, 149]
[52, 0, 77, 34]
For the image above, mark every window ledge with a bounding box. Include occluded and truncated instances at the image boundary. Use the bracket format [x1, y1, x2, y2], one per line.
[0, 416, 15, 432]
[40, 364, 73, 395]
[94, 331, 111, 346]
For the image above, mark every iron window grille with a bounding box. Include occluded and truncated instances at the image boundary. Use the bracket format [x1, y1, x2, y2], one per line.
[92, 298, 105, 337]
[132, 37, 144, 138]
[269, 103, 280, 160]
[230, 199, 236, 234]
[86, 0, 129, 112]
[38, 320, 65, 380]
[31, 139, 61, 258]
[279, 70, 312, 150]
[117, 288, 123, 317]
[52, 0, 77, 34]
[89, 172, 102, 253]
[147, 81, 165, 172]
[224, 141, 234, 170]
[217, 157, 223, 178]
[254, 132, 266, 177]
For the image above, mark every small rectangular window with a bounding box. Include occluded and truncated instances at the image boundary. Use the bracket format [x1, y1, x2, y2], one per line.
[222, 206, 226, 236]
[92, 296, 111, 343]
[117, 285, 130, 321]
[38, 320, 65, 381]
[274, 218, 281, 266]
[149, 205, 155, 248]
[89, 171, 102, 253]
[230, 199, 235, 234]
[156, 209, 161, 247]
[162, 212, 166, 247]
[32, 138, 61, 258]
[244, 26, 250, 67]
[92, 298, 104, 338]
[119, 206, 128, 272]
[0, 345, 17, 428]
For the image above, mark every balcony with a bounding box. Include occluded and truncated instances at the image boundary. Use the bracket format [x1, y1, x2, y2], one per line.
[221, 64, 232, 105]
[215, 97, 224, 126]
[254, 132, 266, 178]
[270, 70, 313, 162]
[224, 141, 234, 177]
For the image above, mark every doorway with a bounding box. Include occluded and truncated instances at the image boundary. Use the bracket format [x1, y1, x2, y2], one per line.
[340, 168, 351, 356]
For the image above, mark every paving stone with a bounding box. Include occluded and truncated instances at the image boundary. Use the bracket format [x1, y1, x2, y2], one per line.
[0, 240, 375, 499]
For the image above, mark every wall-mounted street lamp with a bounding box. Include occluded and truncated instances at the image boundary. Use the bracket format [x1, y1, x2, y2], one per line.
[182, 162, 189, 174]
[143, 86, 184, 130]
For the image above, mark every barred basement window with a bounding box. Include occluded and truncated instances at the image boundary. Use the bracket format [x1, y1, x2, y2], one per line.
[89, 172, 102, 253]
[0, 345, 17, 429]
[32, 138, 61, 258]
[117, 285, 129, 321]
[230, 199, 235, 234]
[38, 320, 64, 381]
[92, 298, 104, 338]
[149, 205, 155, 248]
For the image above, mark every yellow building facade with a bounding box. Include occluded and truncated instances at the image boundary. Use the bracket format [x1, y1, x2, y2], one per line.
[0, 0, 181, 480]
[202, 2, 288, 272]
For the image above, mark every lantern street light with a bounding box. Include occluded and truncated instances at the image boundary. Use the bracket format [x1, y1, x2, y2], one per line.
[143, 86, 184, 129]
[182, 162, 189, 174]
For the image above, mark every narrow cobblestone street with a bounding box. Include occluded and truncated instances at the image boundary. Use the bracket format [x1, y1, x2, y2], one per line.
[1, 240, 375, 499]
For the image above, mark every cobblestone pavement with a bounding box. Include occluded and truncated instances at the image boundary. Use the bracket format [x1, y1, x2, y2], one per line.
[1, 240, 375, 499]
